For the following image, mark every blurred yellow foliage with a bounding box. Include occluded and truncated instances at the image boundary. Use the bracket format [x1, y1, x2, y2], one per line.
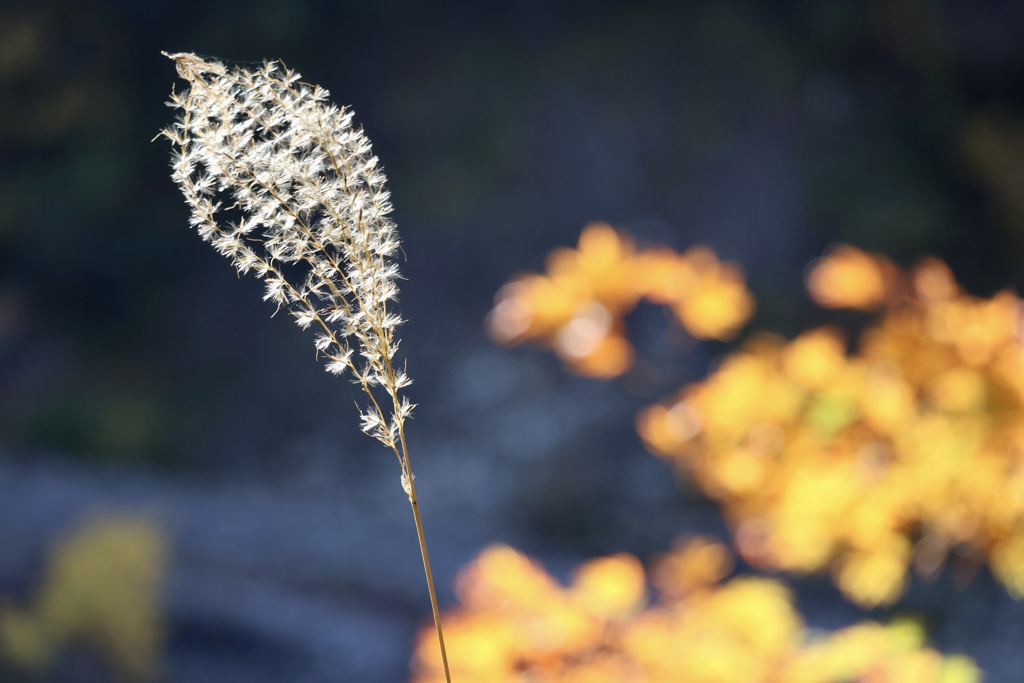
[410, 539, 978, 683]
[638, 245, 1024, 606]
[806, 245, 897, 311]
[0, 513, 166, 679]
[487, 223, 754, 378]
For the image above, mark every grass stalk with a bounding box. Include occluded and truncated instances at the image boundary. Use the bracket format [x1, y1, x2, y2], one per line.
[161, 52, 452, 680]
[400, 432, 451, 683]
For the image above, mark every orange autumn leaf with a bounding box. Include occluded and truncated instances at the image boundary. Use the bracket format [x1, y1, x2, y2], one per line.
[807, 245, 895, 311]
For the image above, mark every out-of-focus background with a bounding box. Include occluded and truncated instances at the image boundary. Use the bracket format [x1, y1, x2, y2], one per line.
[2, 0, 1024, 681]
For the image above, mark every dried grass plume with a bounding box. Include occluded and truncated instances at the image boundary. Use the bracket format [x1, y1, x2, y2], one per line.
[160, 52, 450, 682]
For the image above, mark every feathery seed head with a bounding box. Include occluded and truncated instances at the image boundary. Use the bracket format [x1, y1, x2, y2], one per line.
[161, 52, 413, 452]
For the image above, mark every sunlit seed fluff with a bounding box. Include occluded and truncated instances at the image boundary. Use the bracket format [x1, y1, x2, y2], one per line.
[161, 52, 413, 451]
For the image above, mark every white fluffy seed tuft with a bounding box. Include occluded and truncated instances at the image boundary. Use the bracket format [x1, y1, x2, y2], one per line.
[162, 52, 414, 451]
